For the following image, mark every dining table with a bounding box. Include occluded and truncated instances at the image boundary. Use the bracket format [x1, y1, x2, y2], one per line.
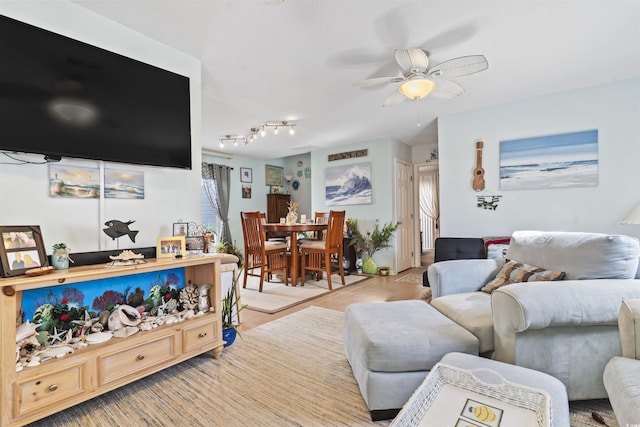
[262, 222, 328, 286]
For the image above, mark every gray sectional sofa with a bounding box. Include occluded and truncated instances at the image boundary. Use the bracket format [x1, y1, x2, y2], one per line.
[428, 230, 640, 400]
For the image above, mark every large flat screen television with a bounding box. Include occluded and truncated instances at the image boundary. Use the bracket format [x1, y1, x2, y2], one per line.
[0, 14, 192, 169]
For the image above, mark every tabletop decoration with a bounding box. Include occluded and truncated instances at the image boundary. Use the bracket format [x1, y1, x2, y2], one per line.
[286, 201, 299, 224]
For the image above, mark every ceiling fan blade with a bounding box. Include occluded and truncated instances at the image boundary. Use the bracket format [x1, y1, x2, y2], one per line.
[394, 48, 428, 72]
[383, 90, 407, 107]
[428, 55, 488, 78]
[353, 76, 404, 88]
[429, 77, 465, 100]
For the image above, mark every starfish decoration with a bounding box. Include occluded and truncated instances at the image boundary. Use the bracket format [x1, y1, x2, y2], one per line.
[49, 327, 66, 344]
[158, 298, 171, 316]
[71, 310, 100, 336]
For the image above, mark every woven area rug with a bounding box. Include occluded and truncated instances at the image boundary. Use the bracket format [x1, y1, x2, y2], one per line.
[239, 273, 367, 313]
[27, 306, 617, 427]
[395, 272, 426, 284]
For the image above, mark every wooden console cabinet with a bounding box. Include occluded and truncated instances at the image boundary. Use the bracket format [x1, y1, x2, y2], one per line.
[0, 255, 224, 427]
[266, 193, 291, 238]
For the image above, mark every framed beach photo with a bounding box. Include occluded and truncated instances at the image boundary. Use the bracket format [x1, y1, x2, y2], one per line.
[240, 167, 253, 183]
[265, 164, 284, 186]
[156, 236, 186, 258]
[0, 225, 48, 277]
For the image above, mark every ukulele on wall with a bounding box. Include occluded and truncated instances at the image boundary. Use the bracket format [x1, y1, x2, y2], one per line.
[473, 141, 485, 192]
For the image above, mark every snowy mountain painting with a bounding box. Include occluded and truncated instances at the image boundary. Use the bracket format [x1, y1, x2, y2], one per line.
[499, 129, 598, 191]
[325, 162, 372, 206]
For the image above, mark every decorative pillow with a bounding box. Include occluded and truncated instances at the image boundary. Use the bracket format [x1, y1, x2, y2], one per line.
[481, 259, 565, 293]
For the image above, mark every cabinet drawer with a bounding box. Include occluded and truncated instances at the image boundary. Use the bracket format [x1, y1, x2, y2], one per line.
[98, 334, 176, 386]
[15, 361, 87, 417]
[183, 319, 217, 353]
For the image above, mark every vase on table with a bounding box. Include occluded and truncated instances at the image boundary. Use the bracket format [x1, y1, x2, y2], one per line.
[52, 249, 69, 270]
[362, 257, 377, 275]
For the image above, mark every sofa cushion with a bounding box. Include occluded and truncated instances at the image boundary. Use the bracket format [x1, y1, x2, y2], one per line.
[481, 260, 565, 293]
[506, 230, 640, 280]
[431, 292, 494, 353]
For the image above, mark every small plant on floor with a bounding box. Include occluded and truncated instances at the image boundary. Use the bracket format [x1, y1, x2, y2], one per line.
[221, 269, 247, 345]
[348, 220, 399, 258]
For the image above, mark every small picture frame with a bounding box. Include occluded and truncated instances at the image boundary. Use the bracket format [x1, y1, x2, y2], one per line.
[0, 225, 48, 277]
[156, 236, 186, 258]
[240, 167, 253, 183]
[185, 236, 205, 252]
[173, 222, 188, 236]
[265, 164, 284, 186]
[270, 186, 282, 194]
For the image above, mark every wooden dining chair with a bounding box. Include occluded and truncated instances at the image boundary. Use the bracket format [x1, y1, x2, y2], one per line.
[240, 211, 288, 292]
[299, 210, 346, 290]
[298, 212, 330, 243]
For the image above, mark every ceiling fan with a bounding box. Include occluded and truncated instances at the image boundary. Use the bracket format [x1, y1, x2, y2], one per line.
[354, 48, 488, 107]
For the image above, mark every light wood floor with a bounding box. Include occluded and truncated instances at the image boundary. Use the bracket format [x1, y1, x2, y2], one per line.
[238, 266, 430, 331]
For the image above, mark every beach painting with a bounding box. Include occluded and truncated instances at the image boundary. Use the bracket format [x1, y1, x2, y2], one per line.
[499, 129, 598, 191]
[105, 169, 145, 199]
[325, 162, 372, 206]
[49, 165, 100, 198]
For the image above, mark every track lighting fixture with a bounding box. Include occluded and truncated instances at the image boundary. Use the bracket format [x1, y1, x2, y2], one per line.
[218, 120, 297, 148]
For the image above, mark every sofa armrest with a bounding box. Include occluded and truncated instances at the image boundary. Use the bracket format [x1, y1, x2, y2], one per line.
[619, 298, 640, 359]
[492, 280, 640, 363]
[428, 259, 504, 298]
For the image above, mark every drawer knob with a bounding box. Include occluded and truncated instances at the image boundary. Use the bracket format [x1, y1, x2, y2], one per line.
[137, 354, 145, 361]
[198, 332, 207, 338]
[49, 384, 58, 392]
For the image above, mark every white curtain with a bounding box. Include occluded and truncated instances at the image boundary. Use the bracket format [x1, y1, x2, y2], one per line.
[419, 171, 440, 239]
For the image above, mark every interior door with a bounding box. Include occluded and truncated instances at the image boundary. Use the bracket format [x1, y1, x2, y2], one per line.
[394, 158, 414, 272]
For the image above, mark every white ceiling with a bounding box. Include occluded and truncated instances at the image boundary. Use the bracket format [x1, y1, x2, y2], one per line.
[70, 0, 640, 160]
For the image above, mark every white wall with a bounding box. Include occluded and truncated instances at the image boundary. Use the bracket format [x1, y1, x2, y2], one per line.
[0, 2, 202, 254]
[310, 138, 411, 271]
[438, 76, 640, 237]
[284, 153, 312, 217]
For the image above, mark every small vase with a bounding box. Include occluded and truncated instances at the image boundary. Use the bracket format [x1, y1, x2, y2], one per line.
[355, 257, 363, 274]
[222, 327, 237, 347]
[52, 250, 69, 270]
[286, 211, 298, 224]
[362, 257, 377, 275]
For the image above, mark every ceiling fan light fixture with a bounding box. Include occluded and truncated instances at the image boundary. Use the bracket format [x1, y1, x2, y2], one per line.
[399, 78, 436, 100]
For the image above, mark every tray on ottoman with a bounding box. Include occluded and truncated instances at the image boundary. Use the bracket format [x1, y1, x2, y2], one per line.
[390, 363, 551, 427]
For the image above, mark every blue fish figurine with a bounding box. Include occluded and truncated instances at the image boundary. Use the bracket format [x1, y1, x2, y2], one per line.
[103, 220, 139, 243]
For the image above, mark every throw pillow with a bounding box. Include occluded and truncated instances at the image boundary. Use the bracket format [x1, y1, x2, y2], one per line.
[482, 259, 565, 293]
[483, 236, 511, 259]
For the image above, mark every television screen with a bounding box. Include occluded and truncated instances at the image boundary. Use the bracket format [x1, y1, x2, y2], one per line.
[0, 14, 192, 169]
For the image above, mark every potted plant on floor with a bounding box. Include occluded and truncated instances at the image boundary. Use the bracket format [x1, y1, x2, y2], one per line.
[221, 269, 246, 347]
[349, 220, 398, 274]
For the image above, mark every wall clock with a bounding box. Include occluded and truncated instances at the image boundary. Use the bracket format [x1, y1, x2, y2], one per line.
[291, 179, 300, 191]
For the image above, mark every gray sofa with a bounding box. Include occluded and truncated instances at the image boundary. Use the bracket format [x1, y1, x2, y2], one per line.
[428, 230, 640, 400]
[603, 299, 640, 425]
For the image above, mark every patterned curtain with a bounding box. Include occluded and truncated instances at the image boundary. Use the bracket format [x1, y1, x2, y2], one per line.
[202, 163, 232, 245]
[419, 172, 440, 237]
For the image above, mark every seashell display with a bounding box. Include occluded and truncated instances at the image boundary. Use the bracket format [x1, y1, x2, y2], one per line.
[16, 321, 41, 343]
[113, 326, 139, 338]
[86, 332, 114, 344]
[108, 305, 142, 331]
[37, 345, 74, 359]
[98, 310, 111, 327]
[179, 285, 199, 311]
[198, 284, 212, 312]
[109, 250, 145, 261]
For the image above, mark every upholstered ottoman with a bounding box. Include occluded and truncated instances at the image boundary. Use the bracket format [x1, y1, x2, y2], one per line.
[343, 300, 479, 420]
[391, 352, 570, 426]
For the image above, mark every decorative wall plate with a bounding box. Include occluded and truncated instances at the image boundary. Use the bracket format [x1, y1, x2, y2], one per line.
[292, 179, 300, 191]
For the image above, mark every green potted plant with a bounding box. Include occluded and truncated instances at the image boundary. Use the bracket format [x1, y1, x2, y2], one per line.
[51, 242, 73, 270]
[221, 269, 246, 347]
[349, 220, 398, 274]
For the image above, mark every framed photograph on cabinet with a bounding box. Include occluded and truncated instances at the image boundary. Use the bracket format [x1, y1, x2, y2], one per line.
[185, 236, 205, 252]
[265, 164, 284, 186]
[0, 225, 48, 277]
[240, 167, 253, 183]
[156, 236, 186, 258]
[172, 222, 188, 236]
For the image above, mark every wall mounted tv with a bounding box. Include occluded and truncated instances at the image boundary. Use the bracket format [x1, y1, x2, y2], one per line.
[0, 14, 192, 169]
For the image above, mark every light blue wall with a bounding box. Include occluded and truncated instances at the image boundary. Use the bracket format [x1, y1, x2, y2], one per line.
[310, 138, 411, 270]
[438, 76, 640, 237]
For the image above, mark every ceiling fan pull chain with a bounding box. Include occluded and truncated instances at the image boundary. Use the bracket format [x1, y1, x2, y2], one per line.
[416, 99, 421, 127]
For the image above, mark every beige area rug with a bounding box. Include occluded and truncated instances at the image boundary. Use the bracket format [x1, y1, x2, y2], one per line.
[395, 271, 426, 284]
[239, 272, 368, 313]
[27, 306, 617, 427]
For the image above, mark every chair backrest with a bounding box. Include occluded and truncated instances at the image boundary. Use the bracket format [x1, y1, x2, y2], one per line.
[240, 211, 266, 253]
[314, 212, 330, 239]
[325, 210, 346, 250]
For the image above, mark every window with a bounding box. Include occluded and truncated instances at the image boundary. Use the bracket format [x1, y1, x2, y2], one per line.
[201, 179, 219, 233]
